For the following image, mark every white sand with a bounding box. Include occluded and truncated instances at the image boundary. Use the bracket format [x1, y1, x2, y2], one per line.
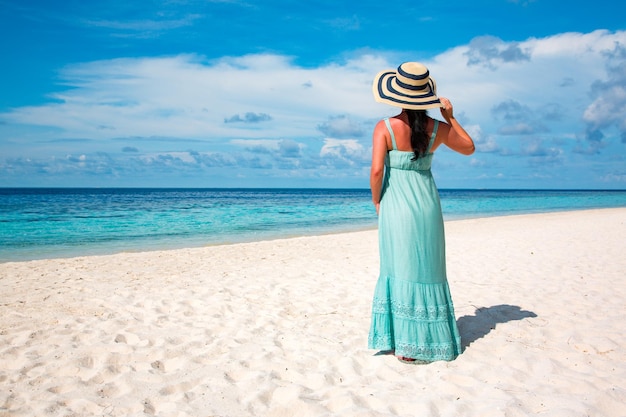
[1, 208, 625, 417]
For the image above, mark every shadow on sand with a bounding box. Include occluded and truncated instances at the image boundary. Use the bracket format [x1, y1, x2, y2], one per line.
[457, 304, 537, 349]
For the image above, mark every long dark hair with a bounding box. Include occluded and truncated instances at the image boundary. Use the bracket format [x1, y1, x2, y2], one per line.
[405, 109, 429, 160]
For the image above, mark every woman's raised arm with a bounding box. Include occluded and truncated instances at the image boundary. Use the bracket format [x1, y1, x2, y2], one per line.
[439, 97, 475, 155]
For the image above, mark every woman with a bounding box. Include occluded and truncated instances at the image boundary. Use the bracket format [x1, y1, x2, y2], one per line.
[368, 62, 475, 364]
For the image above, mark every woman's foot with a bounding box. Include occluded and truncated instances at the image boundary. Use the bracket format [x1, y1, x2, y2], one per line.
[397, 356, 431, 365]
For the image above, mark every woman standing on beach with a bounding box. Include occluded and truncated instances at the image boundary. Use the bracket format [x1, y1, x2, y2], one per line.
[368, 62, 475, 364]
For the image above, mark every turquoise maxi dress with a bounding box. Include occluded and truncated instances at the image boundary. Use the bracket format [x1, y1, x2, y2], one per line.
[368, 118, 462, 362]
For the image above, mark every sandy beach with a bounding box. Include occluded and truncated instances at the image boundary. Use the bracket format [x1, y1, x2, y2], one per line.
[1, 208, 624, 416]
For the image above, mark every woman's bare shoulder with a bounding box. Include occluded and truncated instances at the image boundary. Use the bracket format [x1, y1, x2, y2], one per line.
[373, 118, 391, 134]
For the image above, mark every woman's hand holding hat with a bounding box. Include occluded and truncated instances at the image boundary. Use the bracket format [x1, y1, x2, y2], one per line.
[439, 97, 454, 123]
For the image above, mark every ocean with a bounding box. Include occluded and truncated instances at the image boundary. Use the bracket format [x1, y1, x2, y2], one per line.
[1, 188, 625, 262]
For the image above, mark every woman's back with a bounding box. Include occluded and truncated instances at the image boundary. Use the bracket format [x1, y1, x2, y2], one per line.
[384, 115, 441, 154]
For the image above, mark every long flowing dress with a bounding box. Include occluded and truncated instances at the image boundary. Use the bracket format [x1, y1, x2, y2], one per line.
[368, 118, 462, 362]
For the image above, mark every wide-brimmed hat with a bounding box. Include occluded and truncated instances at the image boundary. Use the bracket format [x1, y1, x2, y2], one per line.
[372, 62, 442, 110]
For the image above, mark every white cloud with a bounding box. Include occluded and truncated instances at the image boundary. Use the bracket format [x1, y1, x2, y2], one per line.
[1, 53, 381, 143]
[224, 112, 272, 124]
[231, 139, 305, 158]
[84, 14, 203, 35]
[320, 139, 368, 165]
[2, 29, 626, 187]
[583, 56, 626, 134]
[317, 115, 364, 138]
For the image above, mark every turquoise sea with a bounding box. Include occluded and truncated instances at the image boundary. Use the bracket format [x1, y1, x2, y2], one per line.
[1, 188, 625, 262]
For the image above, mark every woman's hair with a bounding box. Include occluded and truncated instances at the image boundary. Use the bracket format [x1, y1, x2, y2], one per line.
[405, 109, 429, 160]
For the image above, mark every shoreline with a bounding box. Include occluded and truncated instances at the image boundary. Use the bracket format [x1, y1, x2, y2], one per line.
[1, 208, 625, 416]
[2, 206, 625, 263]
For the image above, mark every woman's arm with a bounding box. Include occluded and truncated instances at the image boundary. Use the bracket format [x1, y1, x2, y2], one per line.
[439, 97, 475, 155]
[370, 120, 389, 214]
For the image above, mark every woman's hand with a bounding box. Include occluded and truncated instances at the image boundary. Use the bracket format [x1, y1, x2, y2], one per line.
[438, 97, 476, 155]
[439, 97, 454, 123]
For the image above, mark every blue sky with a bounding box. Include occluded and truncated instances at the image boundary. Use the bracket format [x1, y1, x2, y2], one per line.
[1, 0, 625, 189]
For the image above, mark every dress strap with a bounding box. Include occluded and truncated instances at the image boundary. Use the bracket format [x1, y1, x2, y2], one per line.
[383, 118, 398, 150]
[427, 120, 439, 153]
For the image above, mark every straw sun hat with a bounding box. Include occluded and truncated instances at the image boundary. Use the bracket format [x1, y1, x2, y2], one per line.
[372, 62, 442, 110]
